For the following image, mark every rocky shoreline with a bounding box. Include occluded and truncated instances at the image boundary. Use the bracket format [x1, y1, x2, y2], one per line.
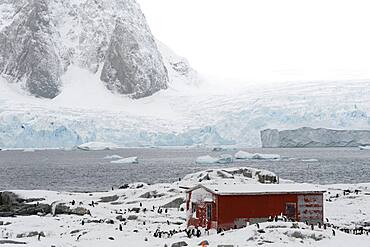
[1, 167, 369, 246]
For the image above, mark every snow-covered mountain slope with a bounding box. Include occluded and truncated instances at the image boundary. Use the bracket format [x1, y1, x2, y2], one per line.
[0, 78, 369, 148]
[0, 0, 192, 99]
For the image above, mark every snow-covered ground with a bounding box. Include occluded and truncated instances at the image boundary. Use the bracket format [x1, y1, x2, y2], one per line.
[1, 167, 369, 246]
[1, 78, 370, 149]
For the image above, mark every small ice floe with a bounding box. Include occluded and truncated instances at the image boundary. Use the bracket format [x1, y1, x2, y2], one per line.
[252, 153, 281, 160]
[359, 145, 370, 150]
[196, 155, 220, 164]
[301, 158, 319, 162]
[234, 151, 281, 160]
[77, 142, 119, 151]
[196, 154, 233, 164]
[217, 154, 233, 164]
[110, 156, 138, 164]
[234, 151, 255, 159]
[23, 148, 35, 152]
[104, 154, 123, 159]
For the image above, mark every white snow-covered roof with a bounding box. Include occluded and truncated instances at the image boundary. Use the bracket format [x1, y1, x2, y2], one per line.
[188, 183, 325, 195]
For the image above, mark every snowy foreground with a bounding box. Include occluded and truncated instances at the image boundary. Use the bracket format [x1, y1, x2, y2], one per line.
[1, 167, 369, 247]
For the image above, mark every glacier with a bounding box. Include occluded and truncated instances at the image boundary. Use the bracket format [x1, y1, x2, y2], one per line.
[1, 79, 370, 149]
[261, 127, 370, 148]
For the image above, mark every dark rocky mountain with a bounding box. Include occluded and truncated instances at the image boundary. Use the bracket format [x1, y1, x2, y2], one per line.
[0, 0, 186, 99]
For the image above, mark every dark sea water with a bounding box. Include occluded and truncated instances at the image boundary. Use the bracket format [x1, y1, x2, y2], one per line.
[0, 147, 369, 192]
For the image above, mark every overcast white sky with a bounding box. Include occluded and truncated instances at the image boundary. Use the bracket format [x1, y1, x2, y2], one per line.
[138, 0, 370, 84]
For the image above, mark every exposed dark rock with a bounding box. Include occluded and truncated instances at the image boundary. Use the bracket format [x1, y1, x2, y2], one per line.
[0, 0, 63, 98]
[105, 219, 114, 224]
[171, 241, 188, 247]
[54, 203, 90, 216]
[162, 198, 185, 209]
[70, 229, 81, 234]
[100, 15, 168, 99]
[0, 212, 14, 217]
[115, 215, 126, 222]
[130, 207, 140, 213]
[110, 202, 124, 205]
[139, 191, 165, 199]
[135, 184, 146, 189]
[0, 191, 20, 206]
[99, 195, 119, 203]
[0, 191, 51, 216]
[16, 231, 45, 238]
[23, 198, 45, 203]
[127, 215, 138, 220]
[85, 219, 104, 224]
[0, 240, 27, 244]
[119, 184, 129, 189]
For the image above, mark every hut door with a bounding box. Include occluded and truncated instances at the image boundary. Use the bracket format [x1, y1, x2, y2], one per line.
[285, 203, 297, 221]
[197, 203, 207, 228]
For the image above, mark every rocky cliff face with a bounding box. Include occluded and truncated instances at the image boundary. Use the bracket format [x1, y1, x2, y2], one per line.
[101, 17, 168, 98]
[0, 0, 174, 99]
[0, 0, 63, 98]
[261, 127, 370, 148]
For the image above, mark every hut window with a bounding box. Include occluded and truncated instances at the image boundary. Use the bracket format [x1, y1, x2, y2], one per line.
[207, 204, 212, 220]
[192, 203, 196, 213]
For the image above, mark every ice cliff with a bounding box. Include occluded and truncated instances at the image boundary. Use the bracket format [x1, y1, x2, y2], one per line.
[261, 127, 370, 148]
[0, 0, 173, 98]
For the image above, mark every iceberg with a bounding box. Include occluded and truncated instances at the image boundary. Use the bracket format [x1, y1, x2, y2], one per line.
[195, 154, 234, 164]
[234, 151, 255, 159]
[103, 155, 123, 159]
[195, 155, 220, 164]
[217, 154, 233, 164]
[77, 142, 119, 151]
[261, 127, 370, 148]
[252, 153, 281, 160]
[235, 151, 281, 160]
[301, 158, 319, 162]
[110, 156, 138, 164]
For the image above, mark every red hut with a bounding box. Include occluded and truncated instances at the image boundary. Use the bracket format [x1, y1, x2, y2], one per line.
[186, 183, 325, 230]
